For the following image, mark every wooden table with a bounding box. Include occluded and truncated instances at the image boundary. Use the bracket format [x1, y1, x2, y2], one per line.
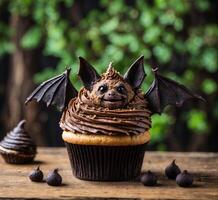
[0, 148, 218, 200]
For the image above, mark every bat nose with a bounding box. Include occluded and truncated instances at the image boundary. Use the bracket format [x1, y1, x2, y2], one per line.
[108, 91, 116, 96]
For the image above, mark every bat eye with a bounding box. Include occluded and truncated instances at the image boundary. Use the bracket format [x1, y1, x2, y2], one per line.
[117, 85, 126, 94]
[98, 85, 108, 93]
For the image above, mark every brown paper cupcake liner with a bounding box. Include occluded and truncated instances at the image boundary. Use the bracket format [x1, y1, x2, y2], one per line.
[0, 150, 35, 164]
[65, 142, 147, 181]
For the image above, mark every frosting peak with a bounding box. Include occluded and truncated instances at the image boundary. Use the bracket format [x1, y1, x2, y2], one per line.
[102, 64, 122, 80]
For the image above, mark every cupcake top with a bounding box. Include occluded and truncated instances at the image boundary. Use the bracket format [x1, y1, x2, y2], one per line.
[0, 120, 36, 154]
[26, 56, 204, 137]
[60, 66, 152, 136]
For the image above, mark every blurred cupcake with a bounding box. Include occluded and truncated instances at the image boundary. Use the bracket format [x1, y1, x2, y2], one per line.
[0, 120, 36, 164]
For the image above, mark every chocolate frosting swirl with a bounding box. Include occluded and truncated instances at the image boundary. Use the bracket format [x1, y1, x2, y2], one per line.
[60, 88, 151, 136]
[0, 120, 36, 154]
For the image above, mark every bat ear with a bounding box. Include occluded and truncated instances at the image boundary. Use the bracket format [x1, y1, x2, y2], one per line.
[124, 55, 146, 89]
[78, 57, 100, 90]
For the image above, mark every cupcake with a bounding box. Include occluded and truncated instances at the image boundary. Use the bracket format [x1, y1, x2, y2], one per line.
[60, 64, 151, 181]
[25, 56, 203, 181]
[0, 120, 36, 164]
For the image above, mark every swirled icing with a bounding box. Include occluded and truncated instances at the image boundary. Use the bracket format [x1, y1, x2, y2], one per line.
[0, 120, 36, 154]
[60, 88, 151, 136]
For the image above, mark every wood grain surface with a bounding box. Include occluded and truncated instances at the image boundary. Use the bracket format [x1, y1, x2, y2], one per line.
[0, 148, 218, 200]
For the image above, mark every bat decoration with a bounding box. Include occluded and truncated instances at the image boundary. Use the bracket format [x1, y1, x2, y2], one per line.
[145, 67, 205, 114]
[124, 55, 146, 89]
[78, 57, 100, 90]
[83, 56, 147, 109]
[25, 56, 204, 114]
[25, 68, 77, 111]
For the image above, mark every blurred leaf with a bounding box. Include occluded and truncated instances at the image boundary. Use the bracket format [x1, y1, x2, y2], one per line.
[162, 32, 175, 45]
[143, 25, 162, 45]
[34, 67, 56, 83]
[201, 48, 217, 72]
[204, 25, 218, 45]
[153, 44, 172, 63]
[141, 48, 151, 59]
[186, 36, 203, 55]
[44, 22, 67, 56]
[195, 0, 210, 11]
[174, 18, 183, 31]
[184, 70, 194, 82]
[9, 0, 33, 16]
[169, 0, 190, 14]
[20, 26, 42, 49]
[187, 110, 209, 134]
[158, 10, 176, 25]
[104, 45, 124, 62]
[100, 17, 119, 34]
[201, 79, 217, 95]
[107, 0, 125, 15]
[150, 113, 174, 143]
[0, 41, 14, 56]
[63, 0, 74, 7]
[140, 10, 154, 27]
[155, 0, 167, 9]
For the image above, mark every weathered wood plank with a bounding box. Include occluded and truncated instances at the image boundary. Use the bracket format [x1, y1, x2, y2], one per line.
[0, 148, 218, 200]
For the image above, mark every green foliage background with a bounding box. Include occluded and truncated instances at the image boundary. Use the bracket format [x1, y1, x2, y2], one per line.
[0, 0, 217, 150]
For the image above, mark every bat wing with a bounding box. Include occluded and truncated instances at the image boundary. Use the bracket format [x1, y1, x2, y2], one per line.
[145, 68, 205, 114]
[25, 68, 77, 111]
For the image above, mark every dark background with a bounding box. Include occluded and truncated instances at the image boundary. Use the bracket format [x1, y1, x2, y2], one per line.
[0, 0, 217, 151]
